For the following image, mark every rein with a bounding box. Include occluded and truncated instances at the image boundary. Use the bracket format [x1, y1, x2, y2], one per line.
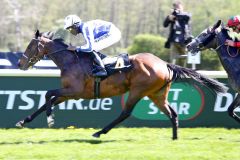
[46, 48, 68, 57]
[46, 49, 80, 63]
[227, 46, 239, 58]
[214, 33, 239, 58]
[214, 43, 224, 51]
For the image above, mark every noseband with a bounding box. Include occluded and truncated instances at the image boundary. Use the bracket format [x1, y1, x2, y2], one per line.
[196, 30, 224, 52]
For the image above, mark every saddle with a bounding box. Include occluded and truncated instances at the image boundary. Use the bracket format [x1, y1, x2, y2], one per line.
[92, 52, 133, 77]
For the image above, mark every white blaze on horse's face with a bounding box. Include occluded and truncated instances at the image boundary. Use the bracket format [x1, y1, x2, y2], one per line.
[18, 38, 39, 70]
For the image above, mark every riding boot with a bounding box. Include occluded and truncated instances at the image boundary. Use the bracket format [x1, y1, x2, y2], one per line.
[91, 51, 107, 77]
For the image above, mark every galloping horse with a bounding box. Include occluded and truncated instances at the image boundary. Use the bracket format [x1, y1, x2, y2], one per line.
[16, 30, 227, 140]
[187, 20, 240, 123]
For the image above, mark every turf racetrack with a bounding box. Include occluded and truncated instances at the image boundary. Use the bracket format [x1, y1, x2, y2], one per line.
[0, 128, 239, 160]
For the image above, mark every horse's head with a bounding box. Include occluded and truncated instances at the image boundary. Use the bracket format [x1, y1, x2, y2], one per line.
[187, 20, 222, 54]
[18, 30, 63, 70]
[18, 30, 42, 70]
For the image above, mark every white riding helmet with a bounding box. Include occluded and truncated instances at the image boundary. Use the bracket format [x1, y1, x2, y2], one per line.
[64, 15, 82, 29]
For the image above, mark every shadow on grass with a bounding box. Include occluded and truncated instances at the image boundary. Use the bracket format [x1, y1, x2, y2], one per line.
[0, 138, 123, 145]
[182, 137, 240, 142]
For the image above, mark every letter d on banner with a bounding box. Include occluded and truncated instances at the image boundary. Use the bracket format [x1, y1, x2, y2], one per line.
[214, 93, 233, 112]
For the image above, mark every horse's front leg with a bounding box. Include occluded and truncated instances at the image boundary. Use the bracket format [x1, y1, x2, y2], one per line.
[228, 93, 240, 123]
[15, 89, 65, 128]
[16, 99, 51, 128]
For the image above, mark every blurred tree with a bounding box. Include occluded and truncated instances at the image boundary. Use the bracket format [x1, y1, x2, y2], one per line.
[128, 34, 169, 61]
[198, 50, 223, 70]
[0, 0, 239, 70]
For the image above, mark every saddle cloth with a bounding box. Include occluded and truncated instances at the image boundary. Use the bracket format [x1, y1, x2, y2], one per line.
[93, 53, 132, 76]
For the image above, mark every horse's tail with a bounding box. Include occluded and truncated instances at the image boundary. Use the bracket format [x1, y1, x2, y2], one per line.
[167, 63, 228, 93]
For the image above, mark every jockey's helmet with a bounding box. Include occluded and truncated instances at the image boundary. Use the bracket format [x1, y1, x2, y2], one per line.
[64, 15, 81, 29]
[227, 15, 240, 28]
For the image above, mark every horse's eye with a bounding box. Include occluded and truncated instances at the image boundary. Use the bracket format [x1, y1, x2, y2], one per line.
[199, 43, 204, 48]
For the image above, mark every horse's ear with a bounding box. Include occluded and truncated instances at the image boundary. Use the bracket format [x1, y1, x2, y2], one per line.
[35, 30, 40, 39]
[211, 20, 222, 32]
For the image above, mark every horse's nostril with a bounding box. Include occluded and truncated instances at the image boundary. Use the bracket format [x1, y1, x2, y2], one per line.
[186, 44, 191, 51]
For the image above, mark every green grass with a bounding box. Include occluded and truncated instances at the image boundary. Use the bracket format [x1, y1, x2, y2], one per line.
[0, 128, 239, 160]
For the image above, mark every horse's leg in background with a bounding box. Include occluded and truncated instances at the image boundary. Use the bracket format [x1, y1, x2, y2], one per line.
[92, 91, 141, 138]
[148, 84, 179, 140]
[43, 89, 63, 127]
[45, 96, 68, 127]
[43, 88, 85, 127]
[228, 93, 240, 123]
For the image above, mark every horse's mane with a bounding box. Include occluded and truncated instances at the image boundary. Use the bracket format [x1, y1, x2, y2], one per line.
[41, 31, 68, 48]
[53, 38, 69, 48]
[221, 28, 230, 39]
[41, 31, 55, 40]
[215, 28, 230, 46]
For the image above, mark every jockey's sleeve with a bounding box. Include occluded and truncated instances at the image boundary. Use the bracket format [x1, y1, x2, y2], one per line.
[76, 24, 94, 52]
[234, 41, 240, 47]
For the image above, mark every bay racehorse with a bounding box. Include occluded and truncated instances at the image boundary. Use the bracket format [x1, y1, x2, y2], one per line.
[187, 20, 240, 123]
[16, 30, 227, 140]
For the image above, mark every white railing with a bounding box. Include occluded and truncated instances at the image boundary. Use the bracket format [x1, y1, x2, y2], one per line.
[0, 69, 228, 78]
[0, 69, 60, 77]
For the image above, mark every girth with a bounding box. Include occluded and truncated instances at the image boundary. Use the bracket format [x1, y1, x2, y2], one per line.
[94, 77, 101, 98]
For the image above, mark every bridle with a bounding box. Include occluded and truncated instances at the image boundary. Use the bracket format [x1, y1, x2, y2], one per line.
[22, 38, 41, 69]
[22, 37, 68, 69]
[195, 28, 225, 53]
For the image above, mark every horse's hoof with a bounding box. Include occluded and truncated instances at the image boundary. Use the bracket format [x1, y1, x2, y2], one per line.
[16, 120, 24, 128]
[172, 137, 178, 140]
[47, 114, 55, 128]
[92, 132, 101, 138]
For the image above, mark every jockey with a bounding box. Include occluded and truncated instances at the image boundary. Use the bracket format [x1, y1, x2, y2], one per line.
[63, 15, 121, 77]
[225, 15, 240, 48]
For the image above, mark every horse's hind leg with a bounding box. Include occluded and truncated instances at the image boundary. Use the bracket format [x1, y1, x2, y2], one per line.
[149, 91, 179, 140]
[228, 93, 240, 123]
[168, 105, 178, 139]
[92, 92, 141, 138]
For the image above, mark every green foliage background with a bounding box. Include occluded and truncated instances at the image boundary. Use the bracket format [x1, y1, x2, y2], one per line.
[0, 0, 238, 70]
[127, 34, 223, 70]
[128, 34, 169, 61]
